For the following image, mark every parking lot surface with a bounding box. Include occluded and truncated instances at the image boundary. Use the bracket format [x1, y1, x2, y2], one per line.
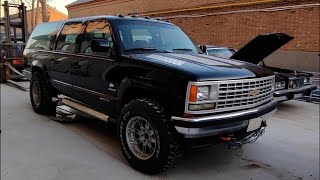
[1, 82, 319, 180]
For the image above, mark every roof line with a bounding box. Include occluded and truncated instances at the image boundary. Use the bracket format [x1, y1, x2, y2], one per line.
[46, 5, 68, 17]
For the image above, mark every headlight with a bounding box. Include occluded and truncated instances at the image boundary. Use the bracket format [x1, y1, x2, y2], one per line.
[188, 84, 219, 111]
[275, 81, 286, 90]
[304, 77, 314, 85]
[189, 85, 219, 102]
[197, 86, 209, 101]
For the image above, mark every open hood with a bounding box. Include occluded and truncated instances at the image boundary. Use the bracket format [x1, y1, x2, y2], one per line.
[230, 33, 294, 64]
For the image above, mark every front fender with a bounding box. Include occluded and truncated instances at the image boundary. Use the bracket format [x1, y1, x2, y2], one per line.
[116, 70, 189, 116]
[117, 76, 169, 106]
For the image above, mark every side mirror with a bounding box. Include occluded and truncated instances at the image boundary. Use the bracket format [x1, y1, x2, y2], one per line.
[199, 45, 207, 53]
[91, 39, 110, 53]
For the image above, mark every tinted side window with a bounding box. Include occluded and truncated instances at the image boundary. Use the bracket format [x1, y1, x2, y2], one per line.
[79, 20, 113, 56]
[56, 22, 84, 53]
[25, 22, 62, 50]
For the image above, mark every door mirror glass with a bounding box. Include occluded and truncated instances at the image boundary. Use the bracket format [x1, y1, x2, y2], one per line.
[91, 39, 110, 52]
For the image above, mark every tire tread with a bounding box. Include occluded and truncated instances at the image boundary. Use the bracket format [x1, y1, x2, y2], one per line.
[120, 98, 183, 174]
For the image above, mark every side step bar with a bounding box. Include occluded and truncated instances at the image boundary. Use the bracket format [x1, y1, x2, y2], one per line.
[62, 99, 109, 122]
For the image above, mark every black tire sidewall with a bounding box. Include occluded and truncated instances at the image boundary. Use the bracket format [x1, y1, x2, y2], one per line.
[30, 73, 42, 111]
[30, 72, 56, 114]
[119, 99, 171, 174]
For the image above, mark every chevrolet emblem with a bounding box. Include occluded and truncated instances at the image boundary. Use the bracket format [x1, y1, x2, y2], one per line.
[249, 89, 260, 97]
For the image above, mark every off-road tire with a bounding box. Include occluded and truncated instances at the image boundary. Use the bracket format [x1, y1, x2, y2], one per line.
[119, 98, 183, 174]
[30, 72, 56, 115]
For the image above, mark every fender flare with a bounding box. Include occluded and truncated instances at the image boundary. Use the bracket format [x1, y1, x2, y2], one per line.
[116, 76, 168, 111]
[31, 61, 51, 86]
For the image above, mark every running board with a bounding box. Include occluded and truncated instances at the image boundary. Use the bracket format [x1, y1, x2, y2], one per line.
[62, 99, 109, 122]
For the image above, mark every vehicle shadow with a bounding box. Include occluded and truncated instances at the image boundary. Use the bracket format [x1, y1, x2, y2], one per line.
[56, 113, 242, 177]
[276, 101, 300, 112]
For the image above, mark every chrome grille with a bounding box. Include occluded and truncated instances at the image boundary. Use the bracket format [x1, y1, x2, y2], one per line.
[216, 76, 274, 110]
[185, 75, 275, 114]
[289, 77, 304, 89]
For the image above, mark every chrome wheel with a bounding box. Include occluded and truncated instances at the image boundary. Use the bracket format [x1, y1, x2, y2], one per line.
[32, 81, 41, 106]
[126, 116, 157, 160]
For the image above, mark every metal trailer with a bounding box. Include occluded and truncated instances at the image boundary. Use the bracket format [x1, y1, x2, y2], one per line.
[0, 0, 28, 89]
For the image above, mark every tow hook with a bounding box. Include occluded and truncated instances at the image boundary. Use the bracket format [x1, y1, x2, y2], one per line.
[261, 120, 267, 127]
[220, 135, 244, 155]
[220, 124, 267, 156]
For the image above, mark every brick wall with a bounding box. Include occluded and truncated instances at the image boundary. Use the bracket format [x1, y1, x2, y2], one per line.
[170, 6, 320, 52]
[27, 6, 68, 33]
[67, 0, 320, 52]
[67, 0, 256, 17]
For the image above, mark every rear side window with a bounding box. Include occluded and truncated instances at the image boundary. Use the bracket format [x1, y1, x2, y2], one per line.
[26, 22, 62, 50]
[56, 22, 84, 53]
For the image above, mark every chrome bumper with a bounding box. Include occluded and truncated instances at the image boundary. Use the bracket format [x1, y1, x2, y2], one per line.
[274, 85, 317, 101]
[172, 99, 278, 138]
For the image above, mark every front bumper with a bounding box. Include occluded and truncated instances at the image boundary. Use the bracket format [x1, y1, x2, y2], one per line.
[274, 84, 317, 101]
[172, 99, 278, 138]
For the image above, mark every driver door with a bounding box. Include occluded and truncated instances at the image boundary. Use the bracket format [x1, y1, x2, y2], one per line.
[71, 19, 117, 114]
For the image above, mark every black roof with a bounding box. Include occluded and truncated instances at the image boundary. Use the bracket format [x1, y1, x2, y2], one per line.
[52, 15, 173, 25]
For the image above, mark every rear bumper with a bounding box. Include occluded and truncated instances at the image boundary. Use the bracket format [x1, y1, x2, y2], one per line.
[172, 99, 278, 138]
[274, 85, 317, 101]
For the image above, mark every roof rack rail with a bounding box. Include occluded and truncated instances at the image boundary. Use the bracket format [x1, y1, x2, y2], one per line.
[131, 15, 138, 18]
[164, 20, 171, 23]
[144, 16, 150, 19]
[155, 18, 161, 20]
[116, 14, 125, 18]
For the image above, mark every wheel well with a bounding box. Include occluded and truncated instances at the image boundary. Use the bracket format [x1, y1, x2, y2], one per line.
[31, 66, 55, 93]
[31, 66, 43, 75]
[121, 87, 163, 109]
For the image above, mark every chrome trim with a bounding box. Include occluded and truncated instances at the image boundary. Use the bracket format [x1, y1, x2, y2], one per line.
[174, 105, 277, 138]
[274, 84, 317, 95]
[62, 99, 109, 122]
[33, 49, 115, 62]
[176, 99, 277, 123]
[184, 75, 275, 114]
[52, 79, 117, 100]
[52, 79, 72, 88]
[175, 120, 249, 138]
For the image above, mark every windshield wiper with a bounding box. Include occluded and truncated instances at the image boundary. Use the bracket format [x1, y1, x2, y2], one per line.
[126, 47, 158, 52]
[172, 48, 194, 51]
[126, 48, 172, 53]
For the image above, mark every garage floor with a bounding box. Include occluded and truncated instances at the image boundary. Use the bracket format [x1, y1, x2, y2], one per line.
[1, 83, 319, 180]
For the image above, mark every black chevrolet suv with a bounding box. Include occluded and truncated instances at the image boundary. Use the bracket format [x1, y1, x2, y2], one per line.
[24, 15, 278, 174]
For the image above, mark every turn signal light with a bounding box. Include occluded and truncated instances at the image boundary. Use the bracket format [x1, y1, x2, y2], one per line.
[189, 85, 198, 102]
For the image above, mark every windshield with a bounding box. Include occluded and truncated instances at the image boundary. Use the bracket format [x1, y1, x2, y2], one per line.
[116, 20, 200, 53]
[207, 48, 236, 59]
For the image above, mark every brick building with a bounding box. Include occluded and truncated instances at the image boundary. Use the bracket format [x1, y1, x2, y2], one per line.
[26, 5, 68, 33]
[66, 0, 320, 72]
[1, 5, 67, 39]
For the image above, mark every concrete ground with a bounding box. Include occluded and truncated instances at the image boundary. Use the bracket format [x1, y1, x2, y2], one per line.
[1, 82, 319, 180]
